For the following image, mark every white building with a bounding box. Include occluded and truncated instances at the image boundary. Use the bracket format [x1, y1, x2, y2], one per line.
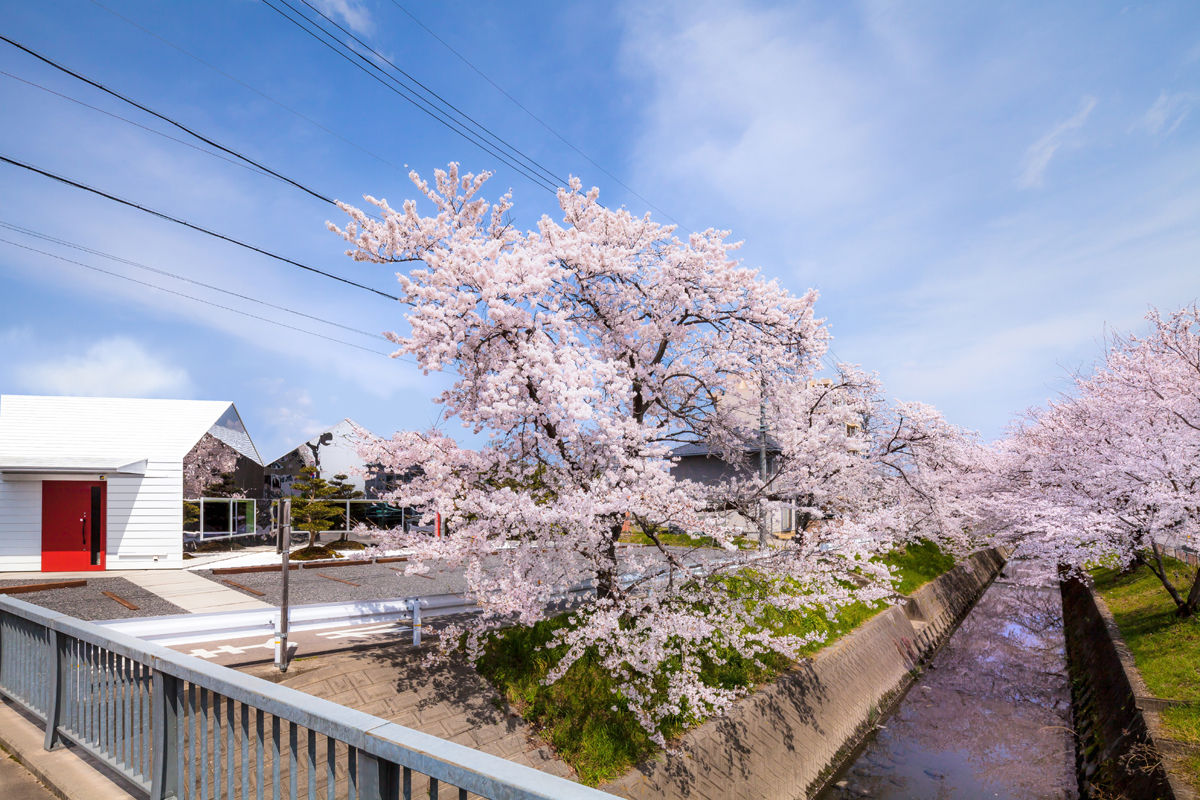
[0, 395, 261, 572]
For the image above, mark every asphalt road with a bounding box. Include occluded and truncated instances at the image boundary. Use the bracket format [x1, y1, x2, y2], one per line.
[195, 561, 469, 606]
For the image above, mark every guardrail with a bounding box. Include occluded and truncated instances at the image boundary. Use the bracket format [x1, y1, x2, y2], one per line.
[98, 594, 479, 648]
[0, 594, 617, 800]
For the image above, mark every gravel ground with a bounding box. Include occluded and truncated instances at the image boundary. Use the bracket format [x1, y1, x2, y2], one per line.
[0, 577, 188, 620]
[196, 562, 470, 606]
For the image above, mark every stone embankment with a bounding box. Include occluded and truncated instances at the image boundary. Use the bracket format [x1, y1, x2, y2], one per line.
[604, 548, 1007, 800]
[1062, 578, 1196, 800]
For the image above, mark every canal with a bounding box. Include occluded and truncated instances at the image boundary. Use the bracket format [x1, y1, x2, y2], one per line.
[818, 560, 1077, 799]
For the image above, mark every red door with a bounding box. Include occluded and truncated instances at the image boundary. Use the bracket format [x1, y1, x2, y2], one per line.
[41, 481, 106, 571]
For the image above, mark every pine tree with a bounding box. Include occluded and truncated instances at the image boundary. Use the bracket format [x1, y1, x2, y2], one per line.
[291, 466, 363, 548]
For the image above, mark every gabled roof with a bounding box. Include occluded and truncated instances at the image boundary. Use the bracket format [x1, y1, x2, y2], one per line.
[267, 418, 371, 468]
[671, 435, 782, 459]
[206, 404, 262, 464]
[0, 394, 260, 468]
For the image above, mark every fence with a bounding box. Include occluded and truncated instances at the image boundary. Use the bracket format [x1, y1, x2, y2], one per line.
[184, 499, 421, 539]
[0, 594, 616, 800]
[1158, 542, 1200, 567]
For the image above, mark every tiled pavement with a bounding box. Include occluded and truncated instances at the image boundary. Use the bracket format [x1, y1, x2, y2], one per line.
[242, 642, 574, 779]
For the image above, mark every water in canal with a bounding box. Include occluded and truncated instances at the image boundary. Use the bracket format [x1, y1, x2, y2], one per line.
[818, 561, 1077, 800]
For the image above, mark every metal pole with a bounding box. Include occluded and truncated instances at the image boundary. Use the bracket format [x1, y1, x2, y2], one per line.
[276, 498, 291, 673]
[758, 377, 769, 549]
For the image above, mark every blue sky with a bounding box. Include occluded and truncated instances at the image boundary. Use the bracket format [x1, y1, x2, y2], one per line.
[1, 0, 1198, 459]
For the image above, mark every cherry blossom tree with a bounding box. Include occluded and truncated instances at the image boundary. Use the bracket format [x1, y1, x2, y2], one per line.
[331, 164, 965, 738]
[995, 306, 1200, 616]
[708, 365, 986, 556]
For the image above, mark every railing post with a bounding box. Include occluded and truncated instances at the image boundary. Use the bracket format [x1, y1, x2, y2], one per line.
[410, 598, 421, 647]
[43, 629, 68, 750]
[356, 751, 400, 800]
[150, 670, 181, 800]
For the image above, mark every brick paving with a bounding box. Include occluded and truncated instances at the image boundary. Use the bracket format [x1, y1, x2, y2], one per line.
[240, 642, 574, 780]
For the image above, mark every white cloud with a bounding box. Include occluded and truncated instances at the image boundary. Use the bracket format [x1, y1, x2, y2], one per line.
[619, 1, 880, 222]
[1018, 95, 1097, 189]
[14, 336, 192, 398]
[256, 380, 329, 454]
[312, 0, 373, 35]
[1137, 90, 1195, 137]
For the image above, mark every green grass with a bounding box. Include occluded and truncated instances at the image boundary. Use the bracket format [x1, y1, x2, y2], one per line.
[475, 539, 957, 785]
[883, 539, 958, 594]
[1092, 557, 1200, 789]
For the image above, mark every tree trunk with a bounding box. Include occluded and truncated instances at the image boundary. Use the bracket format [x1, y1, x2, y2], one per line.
[1142, 542, 1187, 611]
[597, 522, 622, 600]
[1178, 568, 1200, 618]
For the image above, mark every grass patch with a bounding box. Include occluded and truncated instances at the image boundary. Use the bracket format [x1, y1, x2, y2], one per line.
[882, 539, 958, 595]
[328, 539, 367, 551]
[1093, 557, 1200, 789]
[476, 539, 957, 785]
[289, 545, 342, 561]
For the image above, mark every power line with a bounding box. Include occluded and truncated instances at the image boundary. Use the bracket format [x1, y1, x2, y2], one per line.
[0, 69, 276, 181]
[0, 34, 352, 211]
[0, 236, 395, 358]
[0, 220, 382, 340]
[0, 154, 402, 301]
[387, 0, 681, 226]
[292, 0, 565, 189]
[261, 0, 560, 194]
[87, 0, 411, 176]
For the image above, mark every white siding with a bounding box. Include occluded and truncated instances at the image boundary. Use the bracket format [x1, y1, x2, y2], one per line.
[0, 476, 41, 571]
[105, 460, 184, 568]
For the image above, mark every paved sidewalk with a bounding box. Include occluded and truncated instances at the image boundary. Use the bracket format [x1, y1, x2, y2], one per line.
[121, 570, 271, 613]
[0, 700, 138, 800]
[242, 642, 574, 780]
[0, 747, 56, 800]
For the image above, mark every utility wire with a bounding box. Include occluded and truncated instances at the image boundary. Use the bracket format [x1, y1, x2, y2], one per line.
[0, 237, 394, 357]
[387, 0, 681, 226]
[0, 154, 401, 301]
[0, 220, 382, 340]
[87, 0, 411, 176]
[0, 34, 360, 212]
[261, 0, 559, 194]
[293, 0, 565, 189]
[0, 69, 276, 181]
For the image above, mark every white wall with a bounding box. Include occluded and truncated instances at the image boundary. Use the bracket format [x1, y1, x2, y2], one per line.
[0, 477, 41, 571]
[105, 460, 184, 568]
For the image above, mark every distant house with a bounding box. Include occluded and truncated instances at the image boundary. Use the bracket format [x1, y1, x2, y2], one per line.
[0, 394, 263, 572]
[670, 438, 800, 539]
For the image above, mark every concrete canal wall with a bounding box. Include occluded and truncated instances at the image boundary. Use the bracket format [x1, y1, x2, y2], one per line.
[604, 548, 1007, 800]
[1061, 578, 1195, 800]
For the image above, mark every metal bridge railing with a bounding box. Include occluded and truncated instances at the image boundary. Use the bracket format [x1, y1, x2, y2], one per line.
[0, 594, 616, 800]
